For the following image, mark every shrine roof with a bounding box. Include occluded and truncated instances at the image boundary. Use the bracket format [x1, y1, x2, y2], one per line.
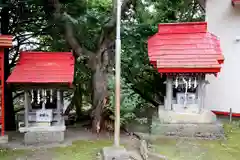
[232, 0, 240, 6]
[0, 35, 13, 47]
[148, 22, 224, 73]
[7, 52, 74, 84]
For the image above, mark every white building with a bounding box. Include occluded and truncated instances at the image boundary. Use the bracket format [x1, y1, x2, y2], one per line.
[205, 0, 240, 115]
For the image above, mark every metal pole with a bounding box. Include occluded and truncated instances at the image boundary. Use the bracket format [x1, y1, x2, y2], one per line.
[114, 0, 121, 147]
[229, 108, 232, 123]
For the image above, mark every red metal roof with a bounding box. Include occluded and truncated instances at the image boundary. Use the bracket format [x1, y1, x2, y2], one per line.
[7, 52, 74, 84]
[0, 52, 3, 80]
[0, 35, 12, 48]
[232, 0, 240, 6]
[148, 22, 224, 73]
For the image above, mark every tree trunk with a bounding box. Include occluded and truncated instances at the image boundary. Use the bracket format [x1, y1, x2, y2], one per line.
[91, 64, 107, 133]
[146, 108, 153, 134]
[63, 85, 82, 122]
[1, 6, 16, 131]
[75, 84, 82, 121]
[197, 0, 205, 9]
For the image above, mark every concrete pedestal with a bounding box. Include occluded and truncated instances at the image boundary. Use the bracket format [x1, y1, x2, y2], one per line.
[158, 108, 217, 123]
[152, 123, 224, 139]
[24, 131, 64, 144]
[154, 108, 224, 139]
[0, 135, 8, 144]
[101, 146, 129, 160]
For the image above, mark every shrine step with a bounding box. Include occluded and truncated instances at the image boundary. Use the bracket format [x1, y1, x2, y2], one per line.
[24, 131, 64, 145]
[151, 122, 224, 139]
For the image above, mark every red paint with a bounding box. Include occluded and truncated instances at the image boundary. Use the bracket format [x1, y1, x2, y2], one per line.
[148, 22, 224, 74]
[157, 22, 207, 34]
[157, 68, 221, 73]
[232, 0, 240, 6]
[212, 110, 240, 117]
[7, 52, 74, 84]
[0, 35, 13, 137]
[0, 51, 4, 136]
[0, 36, 13, 47]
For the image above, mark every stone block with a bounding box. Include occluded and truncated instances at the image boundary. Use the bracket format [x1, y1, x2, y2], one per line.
[158, 108, 217, 123]
[24, 131, 64, 144]
[151, 122, 224, 139]
[0, 135, 8, 144]
[101, 146, 129, 160]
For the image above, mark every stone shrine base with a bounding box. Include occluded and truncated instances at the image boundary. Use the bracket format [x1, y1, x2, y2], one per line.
[158, 108, 217, 124]
[24, 131, 64, 145]
[151, 123, 224, 139]
[153, 108, 224, 139]
[0, 135, 8, 144]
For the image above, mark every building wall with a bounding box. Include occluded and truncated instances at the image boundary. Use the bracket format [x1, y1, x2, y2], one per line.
[205, 0, 240, 113]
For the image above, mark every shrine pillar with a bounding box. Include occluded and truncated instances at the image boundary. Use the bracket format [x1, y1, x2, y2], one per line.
[165, 77, 173, 110]
[197, 76, 204, 113]
[24, 91, 29, 128]
[0, 35, 12, 143]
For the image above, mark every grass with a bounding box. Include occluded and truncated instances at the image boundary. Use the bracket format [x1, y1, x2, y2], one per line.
[0, 140, 113, 160]
[152, 122, 240, 160]
[1, 121, 240, 160]
[52, 140, 112, 160]
[0, 148, 26, 160]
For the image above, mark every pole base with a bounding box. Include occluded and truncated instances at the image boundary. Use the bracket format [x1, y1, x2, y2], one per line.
[0, 135, 8, 144]
[101, 146, 129, 160]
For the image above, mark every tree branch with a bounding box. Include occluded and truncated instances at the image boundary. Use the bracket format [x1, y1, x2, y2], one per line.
[49, 0, 136, 70]
[197, 0, 205, 11]
[97, 0, 135, 51]
[9, 40, 50, 69]
[123, 67, 162, 106]
[14, 107, 24, 114]
[13, 91, 24, 100]
[103, 0, 135, 34]
[12, 25, 52, 43]
[65, 21, 94, 57]
[92, 0, 136, 70]
[50, 0, 94, 58]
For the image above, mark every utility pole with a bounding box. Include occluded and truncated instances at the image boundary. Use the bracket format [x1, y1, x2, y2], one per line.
[114, 0, 121, 147]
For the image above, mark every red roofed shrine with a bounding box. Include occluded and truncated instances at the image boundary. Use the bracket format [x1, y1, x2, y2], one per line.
[7, 51, 74, 84]
[148, 22, 224, 74]
[148, 22, 224, 124]
[7, 51, 74, 144]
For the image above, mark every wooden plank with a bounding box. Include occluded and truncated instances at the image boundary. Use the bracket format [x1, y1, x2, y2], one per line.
[9, 83, 74, 90]
[24, 91, 29, 127]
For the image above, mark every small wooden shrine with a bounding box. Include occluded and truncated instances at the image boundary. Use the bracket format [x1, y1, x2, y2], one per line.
[0, 35, 12, 142]
[148, 22, 224, 123]
[7, 51, 74, 144]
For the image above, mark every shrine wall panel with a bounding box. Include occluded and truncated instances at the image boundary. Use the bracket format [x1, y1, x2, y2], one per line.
[205, 0, 240, 113]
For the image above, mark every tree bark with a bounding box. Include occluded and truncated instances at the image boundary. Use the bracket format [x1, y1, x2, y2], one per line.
[197, 0, 205, 9]
[91, 64, 107, 133]
[49, 0, 135, 133]
[75, 84, 83, 121]
[1, 6, 16, 131]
